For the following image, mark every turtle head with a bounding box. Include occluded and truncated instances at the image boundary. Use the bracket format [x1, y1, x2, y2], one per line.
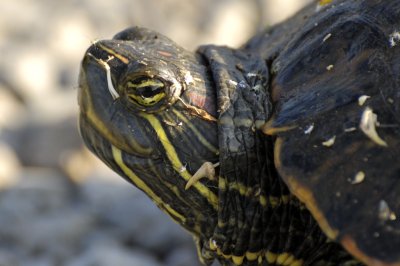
[78, 27, 272, 265]
[78, 27, 220, 239]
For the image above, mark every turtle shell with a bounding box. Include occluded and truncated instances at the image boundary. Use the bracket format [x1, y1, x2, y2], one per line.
[263, 0, 400, 265]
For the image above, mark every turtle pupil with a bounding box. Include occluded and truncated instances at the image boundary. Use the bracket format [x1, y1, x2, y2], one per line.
[136, 86, 163, 98]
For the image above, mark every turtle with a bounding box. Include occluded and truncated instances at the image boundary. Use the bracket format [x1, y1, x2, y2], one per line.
[77, 0, 400, 265]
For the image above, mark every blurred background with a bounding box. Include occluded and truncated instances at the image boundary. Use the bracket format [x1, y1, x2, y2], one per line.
[0, 0, 312, 265]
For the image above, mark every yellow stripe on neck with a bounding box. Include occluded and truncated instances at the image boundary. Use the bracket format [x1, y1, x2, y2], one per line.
[172, 109, 218, 154]
[140, 113, 218, 209]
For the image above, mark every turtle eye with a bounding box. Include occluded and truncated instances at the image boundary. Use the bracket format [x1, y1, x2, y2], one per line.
[126, 77, 166, 106]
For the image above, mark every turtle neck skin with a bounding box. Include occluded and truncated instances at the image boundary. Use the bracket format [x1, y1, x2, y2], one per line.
[196, 44, 360, 266]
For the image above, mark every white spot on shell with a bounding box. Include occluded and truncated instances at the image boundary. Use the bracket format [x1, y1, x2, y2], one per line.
[389, 31, 400, 47]
[378, 200, 397, 221]
[322, 33, 332, 42]
[348, 171, 365, 184]
[304, 123, 314, 134]
[326, 64, 334, 71]
[358, 95, 370, 106]
[344, 127, 357, 133]
[322, 135, 336, 147]
[359, 107, 388, 147]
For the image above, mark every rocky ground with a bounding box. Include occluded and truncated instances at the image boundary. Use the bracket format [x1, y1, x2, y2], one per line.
[0, 0, 312, 265]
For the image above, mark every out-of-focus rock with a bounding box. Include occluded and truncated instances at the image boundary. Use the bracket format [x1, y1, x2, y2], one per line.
[79, 170, 193, 255]
[101, 192, 193, 254]
[265, 0, 314, 24]
[201, 1, 259, 47]
[5, 116, 81, 168]
[165, 245, 202, 266]
[0, 142, 20, 189]
[0, 168, 71, 219]
[17, 208, 95, 259]
[0, 249, 19, 266]
[11, 49, 58, 103]
[78, 165, 136, 213]
[0, 85, 26, 129]
[20, 257, 54, 266]
[66, 239, 163, 266]
[63, 148, 115, 184]
[0, 168, 90, 261]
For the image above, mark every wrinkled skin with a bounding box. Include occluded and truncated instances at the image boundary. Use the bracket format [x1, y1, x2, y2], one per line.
[78, 0, 400, 265]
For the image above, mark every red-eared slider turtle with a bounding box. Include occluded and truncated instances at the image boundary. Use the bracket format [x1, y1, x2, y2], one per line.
[78, 0, 400, 265]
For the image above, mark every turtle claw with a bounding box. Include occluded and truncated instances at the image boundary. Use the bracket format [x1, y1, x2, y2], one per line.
[185, 162, 219, 190]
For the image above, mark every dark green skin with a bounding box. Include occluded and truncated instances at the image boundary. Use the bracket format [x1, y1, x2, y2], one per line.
[78, 0, 400, 265]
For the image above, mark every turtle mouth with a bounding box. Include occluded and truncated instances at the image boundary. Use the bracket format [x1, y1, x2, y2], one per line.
[78, 108, 158, 169]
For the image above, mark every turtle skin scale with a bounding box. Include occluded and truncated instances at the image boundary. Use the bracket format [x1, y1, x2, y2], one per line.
[78, 0, 400, 265]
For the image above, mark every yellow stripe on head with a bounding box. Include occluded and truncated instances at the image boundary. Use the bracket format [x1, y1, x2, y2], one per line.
[96, 43, 129, 64]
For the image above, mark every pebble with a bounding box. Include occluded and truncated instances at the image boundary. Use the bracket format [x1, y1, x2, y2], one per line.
[0, 86, 26, 129]
[0, 249, 19, 266]
[165, 245, 205, 266]
[4, 116, 81, 167]
[0, 142, 20, 188]
[66, 240, 163, 266]
[80, 176, 193, 253]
